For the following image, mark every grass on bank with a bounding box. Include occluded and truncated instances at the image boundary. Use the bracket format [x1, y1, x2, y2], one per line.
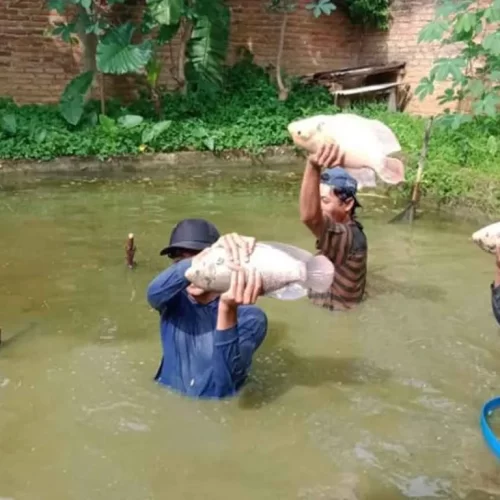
[0, 59, 499, 206]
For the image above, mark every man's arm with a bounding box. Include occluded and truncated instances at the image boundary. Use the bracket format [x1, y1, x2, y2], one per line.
[146, 259, 192, 312]
[212, 305, 268, 397]
[299, 143, 348, 240]
[299, 159, 324, 239]
[211, 268, 266, 396]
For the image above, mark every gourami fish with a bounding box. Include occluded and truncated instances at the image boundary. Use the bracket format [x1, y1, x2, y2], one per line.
[185, 241, 335, 300]
[287, 113, 405, 189]
[472, 222, 500, 254]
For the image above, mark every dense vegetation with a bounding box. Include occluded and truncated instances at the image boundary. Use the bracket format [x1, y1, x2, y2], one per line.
[0, 0, 499, 210]
[0, 57, 499, 207]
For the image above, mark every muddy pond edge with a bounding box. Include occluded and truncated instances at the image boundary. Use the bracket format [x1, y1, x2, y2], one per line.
[0, 146, 498, 223]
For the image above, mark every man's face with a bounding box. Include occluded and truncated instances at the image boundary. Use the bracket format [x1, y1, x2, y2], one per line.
[319, 183, 354, 222]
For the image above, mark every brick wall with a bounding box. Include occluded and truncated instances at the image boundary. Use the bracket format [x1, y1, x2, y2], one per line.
[0, 0, 450, 115]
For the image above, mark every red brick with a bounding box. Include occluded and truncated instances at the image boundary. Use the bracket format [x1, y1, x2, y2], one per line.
[0, 0, 483, 114]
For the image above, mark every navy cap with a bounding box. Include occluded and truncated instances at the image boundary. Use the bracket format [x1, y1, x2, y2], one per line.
[160, 218, 220, 257]
[320, 166, 361, 208]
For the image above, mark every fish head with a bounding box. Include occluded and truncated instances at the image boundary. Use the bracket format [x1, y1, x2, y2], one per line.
[288, 116, 329, 153]
[184, 246, 225, 292]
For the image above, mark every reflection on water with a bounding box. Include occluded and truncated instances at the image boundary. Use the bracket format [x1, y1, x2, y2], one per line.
[1, 172, 500, 500]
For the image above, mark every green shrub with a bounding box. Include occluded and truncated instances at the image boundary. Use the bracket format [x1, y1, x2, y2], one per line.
[0, 58, 499, 204]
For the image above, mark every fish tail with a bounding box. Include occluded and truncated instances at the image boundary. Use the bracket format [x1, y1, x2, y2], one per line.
[264, 283, 308, 301]
[303, 255, 335, 293]
[259, 241, 313, 262]
[378, 156, 405, 185]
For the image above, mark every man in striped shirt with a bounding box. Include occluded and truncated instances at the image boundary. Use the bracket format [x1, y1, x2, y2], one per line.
[299, 143, 368, 311]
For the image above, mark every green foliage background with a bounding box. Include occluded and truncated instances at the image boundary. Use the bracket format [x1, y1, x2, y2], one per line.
[0, 59, 499, 206]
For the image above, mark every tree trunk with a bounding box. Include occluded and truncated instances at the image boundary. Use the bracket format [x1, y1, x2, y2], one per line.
[276, 10, 289, 101]
[75, 6, 98, 101]
[177, 19, 193, 95]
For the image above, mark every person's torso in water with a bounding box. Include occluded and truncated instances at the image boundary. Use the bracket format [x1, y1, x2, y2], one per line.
[308, 218, 367, 311]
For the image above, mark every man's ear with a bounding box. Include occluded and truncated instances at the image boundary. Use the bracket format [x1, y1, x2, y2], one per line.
[344, 198, 355, 212]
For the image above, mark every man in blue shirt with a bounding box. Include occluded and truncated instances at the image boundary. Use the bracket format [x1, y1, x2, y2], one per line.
[147, 218, 268, 399]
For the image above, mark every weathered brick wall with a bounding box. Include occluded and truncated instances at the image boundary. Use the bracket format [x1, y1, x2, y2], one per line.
[0, 0, 448, 115]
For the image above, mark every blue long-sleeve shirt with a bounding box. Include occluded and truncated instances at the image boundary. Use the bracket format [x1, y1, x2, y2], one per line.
[147, 259, 268, 399]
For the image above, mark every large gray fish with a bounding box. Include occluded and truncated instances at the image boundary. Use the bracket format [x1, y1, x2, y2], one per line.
[184, 241, 335, 300]
[287, 113, 405, 189]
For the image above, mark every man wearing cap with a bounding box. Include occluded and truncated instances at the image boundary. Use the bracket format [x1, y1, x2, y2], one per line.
[299, 143, 367, 311]
[146, 218, 268, 399]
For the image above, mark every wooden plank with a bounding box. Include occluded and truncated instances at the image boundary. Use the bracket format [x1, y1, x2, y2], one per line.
[301, 61, 406, 83]
[332, 82, 402, 96]
[388, 87, 397, 112]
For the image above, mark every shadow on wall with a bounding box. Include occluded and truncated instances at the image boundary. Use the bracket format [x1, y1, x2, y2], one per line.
[239, 320, 391, 410]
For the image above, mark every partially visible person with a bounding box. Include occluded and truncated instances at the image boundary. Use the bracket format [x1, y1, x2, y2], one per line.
[492, 242, 500, 324]
[146, 218, 268, 399]
[299, 143, 368, 312]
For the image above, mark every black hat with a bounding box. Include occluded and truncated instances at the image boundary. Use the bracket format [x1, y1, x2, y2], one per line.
[160, 218, 220, 257]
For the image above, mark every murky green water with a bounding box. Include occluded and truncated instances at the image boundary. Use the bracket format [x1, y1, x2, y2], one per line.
[1, 170, 500, 500]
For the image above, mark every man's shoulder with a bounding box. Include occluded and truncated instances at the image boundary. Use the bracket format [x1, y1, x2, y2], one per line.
[323, 218, 366, 240]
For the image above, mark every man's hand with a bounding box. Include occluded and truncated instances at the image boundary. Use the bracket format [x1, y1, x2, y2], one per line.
[220, 268, 263, 308]
[308, 143, 345, 171]
[216, 233, 256, 266]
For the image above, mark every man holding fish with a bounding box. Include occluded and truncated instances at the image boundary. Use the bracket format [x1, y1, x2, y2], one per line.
[147, 217, 335, 399]
[147, 218, 268, 399]
[299, 144, 368, 310]
[288, 113, 405, 311]
[471, 224, 500, 325]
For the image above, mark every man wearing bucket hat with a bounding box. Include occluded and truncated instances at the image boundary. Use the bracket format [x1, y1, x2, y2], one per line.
[299, 143, 368, 311]
[147, 219, 268, 399]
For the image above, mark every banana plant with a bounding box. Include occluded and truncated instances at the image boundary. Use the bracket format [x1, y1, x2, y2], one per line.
[46, 0, 153, 124]
[142, 0, 231, 94]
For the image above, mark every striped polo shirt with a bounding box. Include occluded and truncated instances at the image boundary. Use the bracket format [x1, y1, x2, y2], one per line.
[308, 217, 367, 311]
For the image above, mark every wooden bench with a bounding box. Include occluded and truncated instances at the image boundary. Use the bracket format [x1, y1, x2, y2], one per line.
[332, 81, 404, 111]
[301, 61, 409, 111]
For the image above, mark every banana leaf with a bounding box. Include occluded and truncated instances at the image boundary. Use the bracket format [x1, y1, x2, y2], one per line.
[185, 2, 230, 88]
[97, 22, 153, 75]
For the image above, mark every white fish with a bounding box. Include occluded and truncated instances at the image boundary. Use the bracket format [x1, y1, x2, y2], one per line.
[184, 241, 335, 300]
[287, 113, 405, 189]
[472, 222, 500, 254]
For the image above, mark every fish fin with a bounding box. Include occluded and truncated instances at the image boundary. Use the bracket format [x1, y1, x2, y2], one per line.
[259, 241, 314, 263]
[264, 283, 308, 301]
[345, 167, 377, 189]
[368, 119, 402, 155]
[378, 157, 405, 185]
[304, 255, 335, 293]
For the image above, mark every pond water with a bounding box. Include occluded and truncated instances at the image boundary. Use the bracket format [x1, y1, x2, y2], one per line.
[1, 169, 500, 500]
